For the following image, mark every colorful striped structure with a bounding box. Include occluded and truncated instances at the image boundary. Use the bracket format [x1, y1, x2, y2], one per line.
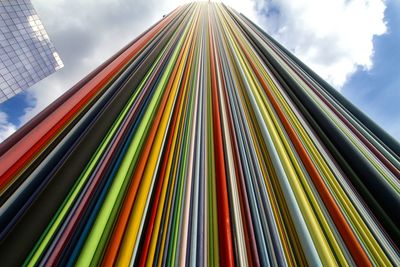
[0, 2, 399, 266]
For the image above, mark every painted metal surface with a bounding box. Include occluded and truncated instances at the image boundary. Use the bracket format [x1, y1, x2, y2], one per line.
[0, 3, 399, 266]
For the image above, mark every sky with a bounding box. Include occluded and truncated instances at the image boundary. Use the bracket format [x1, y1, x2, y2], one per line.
[0, 0, 399, 142]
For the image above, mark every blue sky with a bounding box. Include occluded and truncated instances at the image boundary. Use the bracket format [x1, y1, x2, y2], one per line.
[0, 87, 26, 125]
[0, 0, 399, 142]
[342, 0, 400, 140]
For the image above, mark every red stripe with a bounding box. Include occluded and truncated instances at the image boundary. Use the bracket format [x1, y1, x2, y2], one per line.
[0, 7, 180, 190]
[237, 36, 372, 266]
[208, 8, 235, 267]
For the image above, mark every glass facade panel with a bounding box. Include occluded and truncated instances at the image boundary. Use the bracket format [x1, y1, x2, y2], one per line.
[0, 0, 63, 103]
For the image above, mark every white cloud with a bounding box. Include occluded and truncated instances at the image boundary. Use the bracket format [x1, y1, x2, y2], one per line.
[19, 0, 166, 124]
[20, 0, 260, 125]
[0, 0, 387, 142]
[0, 112, 17, 143]
[254, 0, 387, 88]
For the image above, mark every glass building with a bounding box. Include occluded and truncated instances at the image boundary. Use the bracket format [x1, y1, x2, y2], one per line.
[0, 0, 63, 103]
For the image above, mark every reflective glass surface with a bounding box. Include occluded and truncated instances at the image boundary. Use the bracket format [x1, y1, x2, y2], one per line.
[0, 0, 63, 103]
